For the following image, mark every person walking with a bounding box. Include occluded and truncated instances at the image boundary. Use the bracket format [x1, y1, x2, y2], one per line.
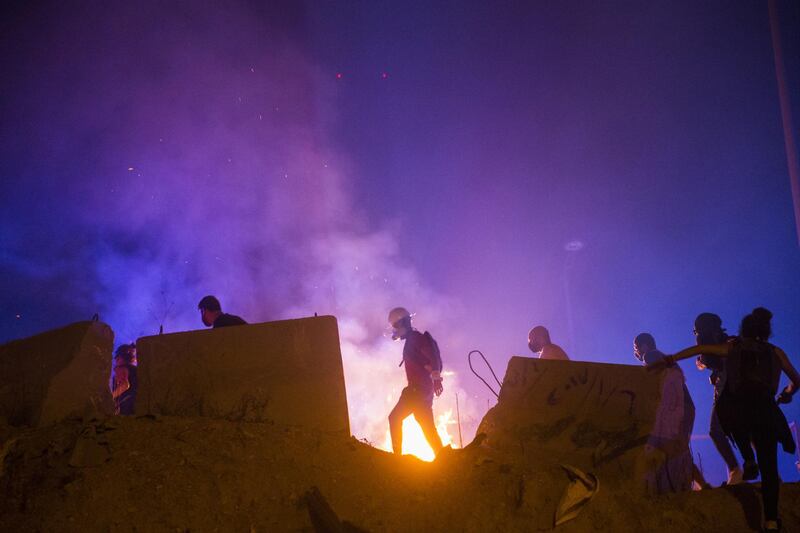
[387, 307, 444, 457]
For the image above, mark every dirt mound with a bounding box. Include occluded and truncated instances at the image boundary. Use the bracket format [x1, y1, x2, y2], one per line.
[1, 415, 798, 532]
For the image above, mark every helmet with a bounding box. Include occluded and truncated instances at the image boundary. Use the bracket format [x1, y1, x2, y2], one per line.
[388, 307, 411, 326]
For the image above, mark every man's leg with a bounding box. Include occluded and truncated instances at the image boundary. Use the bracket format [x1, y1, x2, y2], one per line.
[413, 398, 443, 455]
[710, 404, 740, 471]
[752, 429, 779, 524]
[731, 430, 760, 481]
[389, 388, 415, 454]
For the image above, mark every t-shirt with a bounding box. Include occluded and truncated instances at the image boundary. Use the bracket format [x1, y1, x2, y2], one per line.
[540, 343, 570, 361]
[213, 313, 247, 328]
[725, 338, 781, 395]
[114, 363, 137, 416]
[642, 349, 666, 366]
[403, 330, 436, 394]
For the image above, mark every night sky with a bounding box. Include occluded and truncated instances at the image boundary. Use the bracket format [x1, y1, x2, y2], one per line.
[2, 1, 799, 484]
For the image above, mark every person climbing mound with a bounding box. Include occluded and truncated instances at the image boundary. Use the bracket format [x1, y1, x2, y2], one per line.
[649, 308, 800, 532]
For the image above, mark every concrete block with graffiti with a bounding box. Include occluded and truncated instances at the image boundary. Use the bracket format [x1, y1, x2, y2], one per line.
[477, 357, 693, 494]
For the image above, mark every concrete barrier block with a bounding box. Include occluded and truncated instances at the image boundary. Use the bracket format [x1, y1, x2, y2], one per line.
[0, 321, 115, 427]
[135, 315, 350, 433]
[477, 357, 693, 493]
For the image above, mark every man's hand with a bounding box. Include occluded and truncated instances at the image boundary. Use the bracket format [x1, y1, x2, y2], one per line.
[777, 387, 794, 404]
[695, 357, 707, 371]
[431, 371, 443, 397]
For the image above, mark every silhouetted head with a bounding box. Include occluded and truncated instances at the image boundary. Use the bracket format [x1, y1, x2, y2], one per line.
[114, 343, 137, 365]
[528, 326, 551, 353]
[633, 333, 656, 362]
[198, 295, 222, 327]
[693, 312, 726, 345]
[739, 307, 773, 341]
[388, 307, 412, 340]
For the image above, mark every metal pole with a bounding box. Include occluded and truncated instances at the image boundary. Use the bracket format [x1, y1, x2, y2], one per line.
[455, 392, 464, 449]
[768, 0, 800, 247]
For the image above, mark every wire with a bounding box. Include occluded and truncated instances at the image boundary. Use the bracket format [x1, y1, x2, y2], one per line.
[468, 350, 503, 398]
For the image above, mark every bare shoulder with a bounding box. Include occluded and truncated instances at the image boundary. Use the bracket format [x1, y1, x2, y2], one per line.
[542, 344, 570, 361]
[772, 344, 790, 363]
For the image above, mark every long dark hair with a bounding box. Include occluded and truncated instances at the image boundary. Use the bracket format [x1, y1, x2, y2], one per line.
[739, 307, 772, 341]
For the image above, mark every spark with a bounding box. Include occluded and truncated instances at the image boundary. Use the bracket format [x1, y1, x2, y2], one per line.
[381, 72, 389, 79]
[127, 167, 134, 171]
[335, 72, 343, 80]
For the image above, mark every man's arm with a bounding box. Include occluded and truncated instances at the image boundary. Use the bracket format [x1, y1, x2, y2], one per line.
[775, 346, 800, 403]
[647, 343, 729, 370]
[419, 334, 443, 396]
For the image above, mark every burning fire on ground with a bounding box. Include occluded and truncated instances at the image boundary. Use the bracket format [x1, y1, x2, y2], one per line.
[380, 409, 458, 461]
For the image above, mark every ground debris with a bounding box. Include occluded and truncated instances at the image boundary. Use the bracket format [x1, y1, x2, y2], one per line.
[0, 416, 797, 532]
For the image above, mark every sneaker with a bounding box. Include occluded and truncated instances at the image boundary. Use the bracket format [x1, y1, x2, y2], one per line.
[743, 460, 759, 481]
[727, 466, 744, 485]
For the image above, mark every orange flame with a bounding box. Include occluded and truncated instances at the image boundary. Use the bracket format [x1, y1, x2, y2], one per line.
[382, 408, 457, 462]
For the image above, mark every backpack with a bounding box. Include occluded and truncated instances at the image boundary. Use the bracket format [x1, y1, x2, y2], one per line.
[423, 331, 443, 373]
[726, 338, 776, 395]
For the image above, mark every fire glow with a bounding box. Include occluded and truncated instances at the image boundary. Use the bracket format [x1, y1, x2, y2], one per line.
[381, 409, 457, 462]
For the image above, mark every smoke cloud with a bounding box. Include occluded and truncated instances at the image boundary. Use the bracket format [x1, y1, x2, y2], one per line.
[0, 1, 480, 448]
